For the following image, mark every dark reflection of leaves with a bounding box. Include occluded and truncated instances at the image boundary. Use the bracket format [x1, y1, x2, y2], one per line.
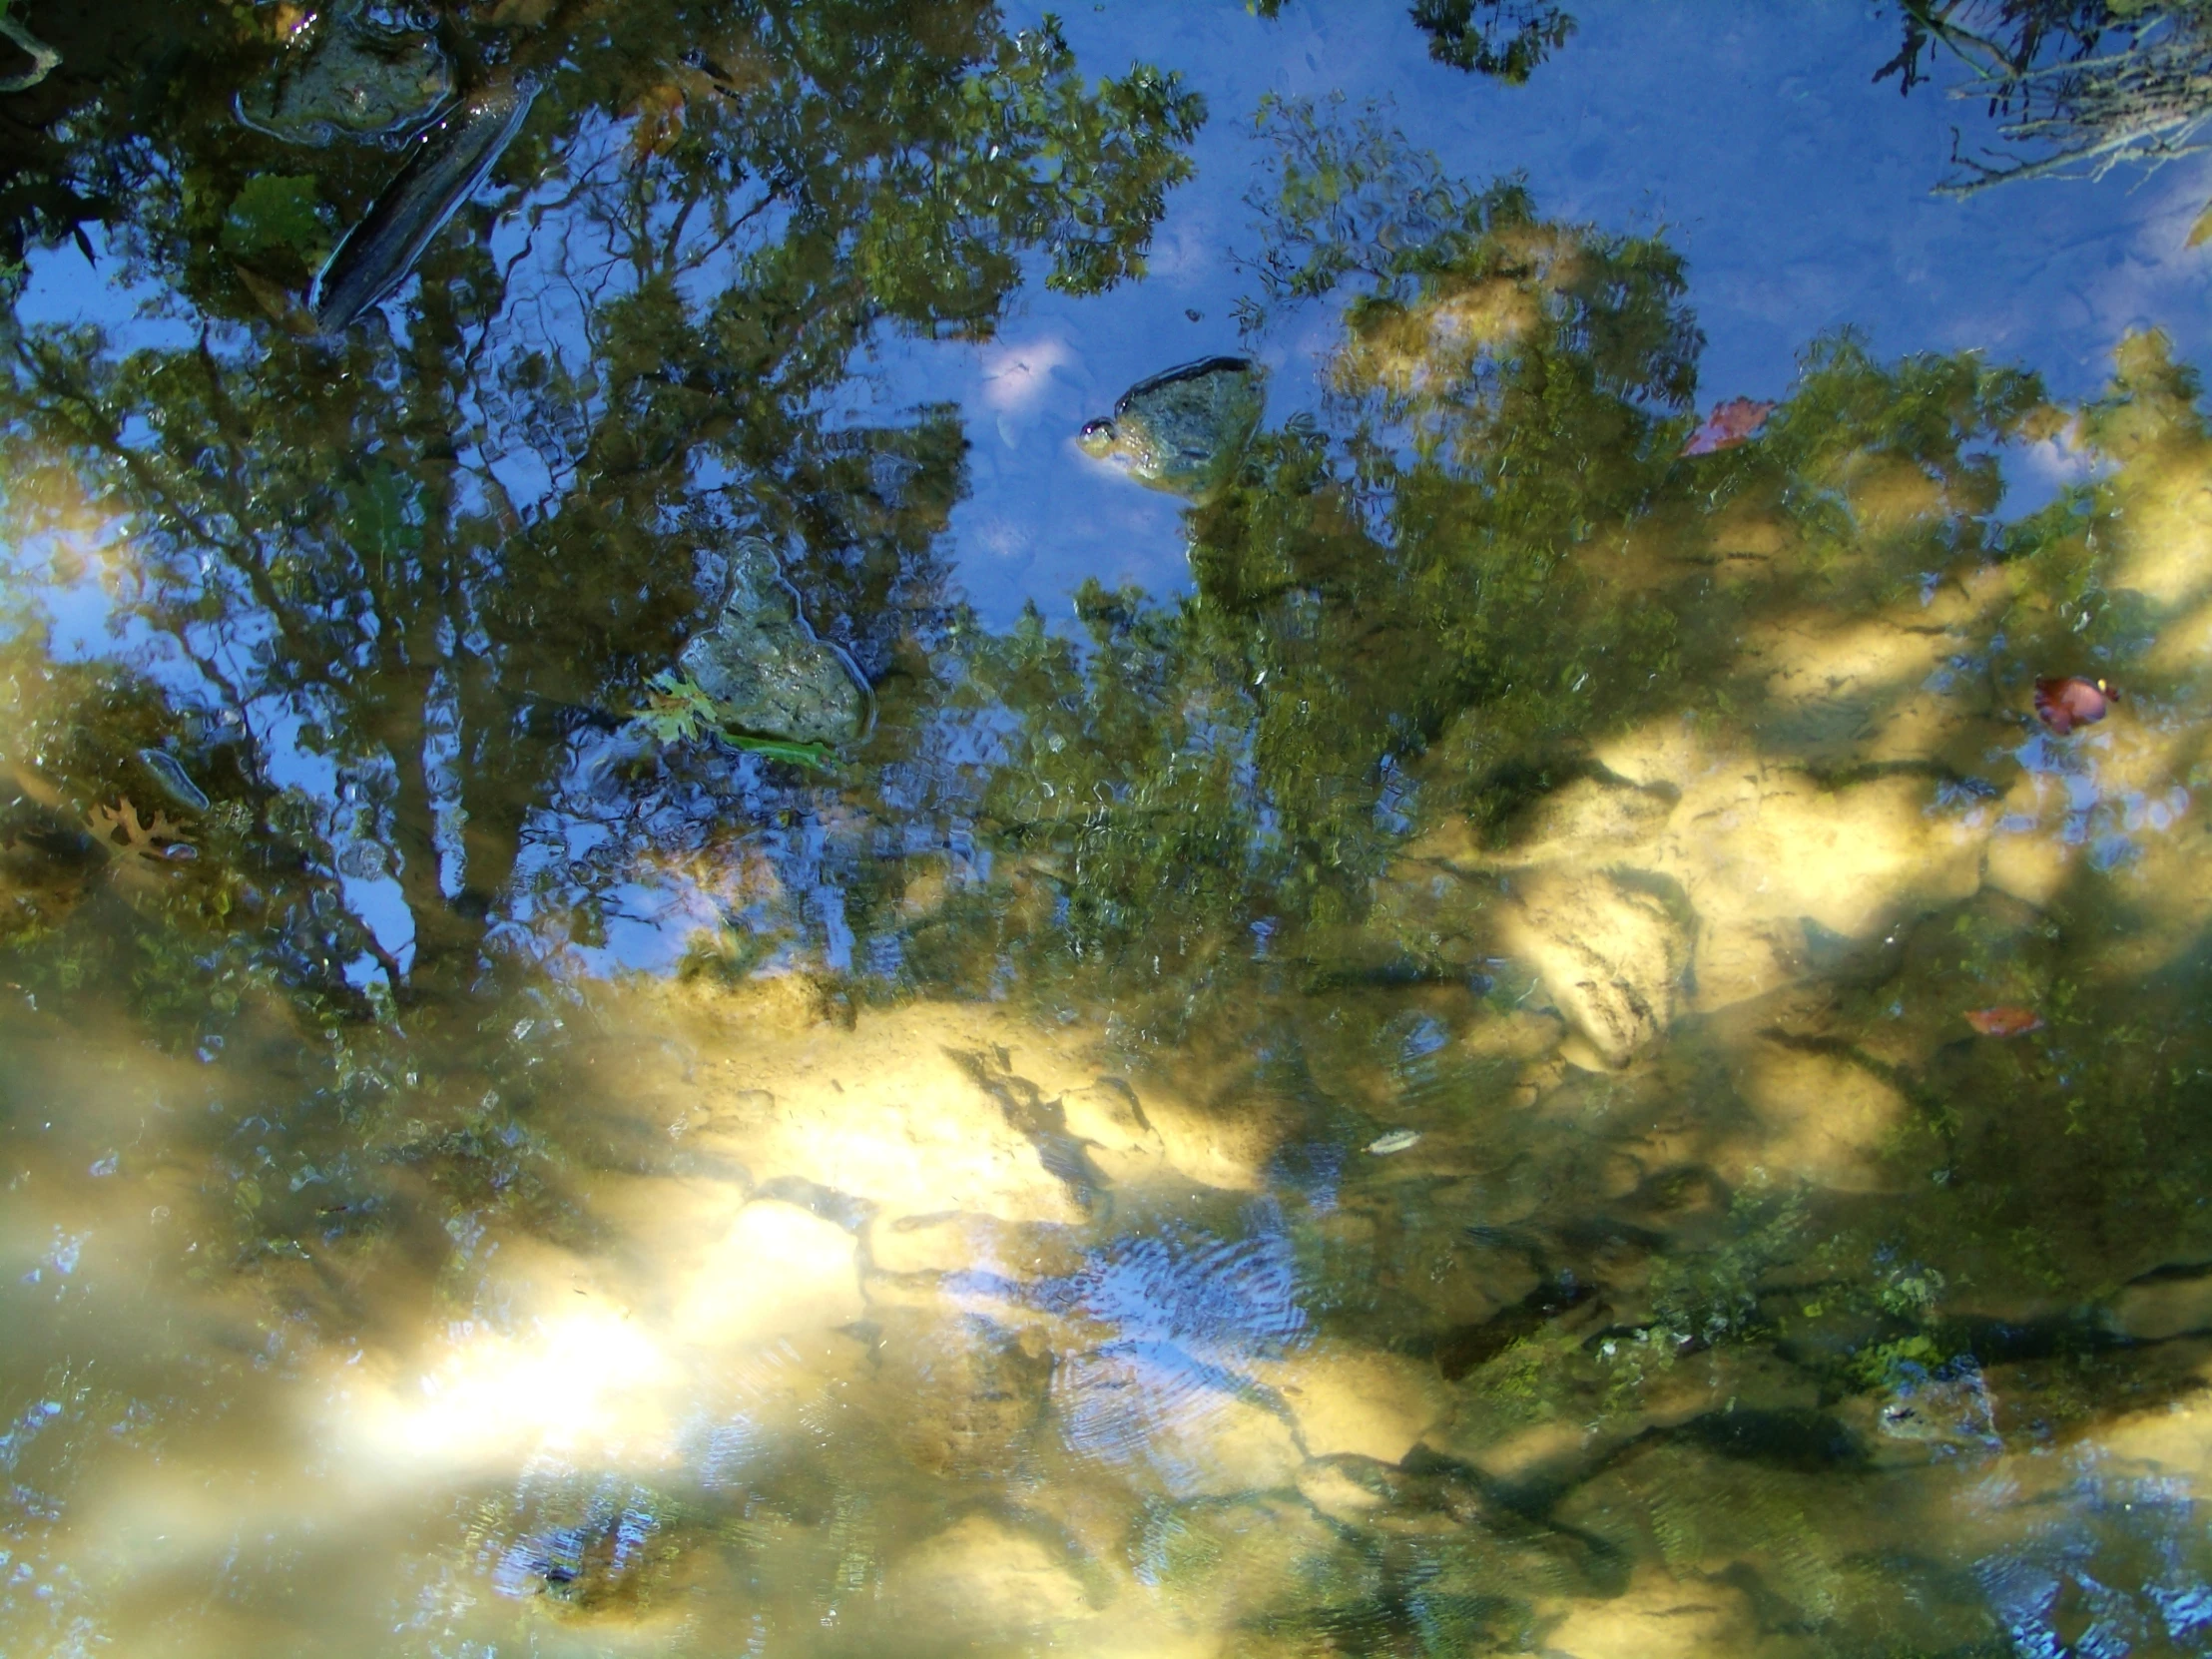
[1878, 0, 2111, 98]
[1242, 0, 1575, 84]
[1408, 0, 1575, 83]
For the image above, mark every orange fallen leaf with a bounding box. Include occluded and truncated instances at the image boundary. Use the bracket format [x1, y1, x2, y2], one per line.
[1965, 1006, 2043, 1038]
[1681, 397, 1776, 457]
[2033, 675, 2111, 736]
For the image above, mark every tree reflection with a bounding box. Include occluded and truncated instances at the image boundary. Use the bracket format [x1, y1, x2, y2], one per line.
[928, 101, 2048, 1030]
[1407, 0, 1575, 81]
[897, 106, 2212, 1382]
[1245, 0, 1575, 83]
[5, 18, 2212, 1451]
[11, 34, 2212, 1653]
[0, 2, 1203, 1015]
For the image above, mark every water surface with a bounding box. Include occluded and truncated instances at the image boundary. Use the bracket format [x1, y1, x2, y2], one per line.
[6, 2, 2212, 1654]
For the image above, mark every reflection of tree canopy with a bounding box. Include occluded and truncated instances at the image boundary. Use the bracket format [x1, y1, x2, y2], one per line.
[1407, 0, 1575, 81]
[1244, 0, 1574, 83]
[1879, 0, 2111, 95]
[899, 114, 2212, 1378]
[8, 57, 2212, 1350]
[1882, 1, 2212, 193]
[0, 2, 1203, 1009]
[923, 105, 2061, 1038]
[943, 99, 1713, 1009]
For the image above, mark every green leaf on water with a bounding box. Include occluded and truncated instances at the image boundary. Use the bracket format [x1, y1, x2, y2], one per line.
[634, 670, 718, 746]
[632, 672, 835, 770]
[722, 734, 835, 770]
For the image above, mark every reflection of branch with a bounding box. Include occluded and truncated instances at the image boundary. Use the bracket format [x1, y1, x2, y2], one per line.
[10, 339, 317, 682]
[1928, 8, 2212, 195]
[1882, 0, 2028, 86]
[0, 12, 60, 94]
[1939, 97, 2212, 194]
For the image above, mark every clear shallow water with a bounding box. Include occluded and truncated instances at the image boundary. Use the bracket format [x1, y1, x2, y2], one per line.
[7, 2, 2212, 1654]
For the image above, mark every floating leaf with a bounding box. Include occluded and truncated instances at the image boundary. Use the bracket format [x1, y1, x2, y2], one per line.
[1681, 396, 1775, 456]
[86, 798, 193, 891]
[633, 671, 836, 770]
[1367, 1128, 1422, 1155]
[635, 669, 718, 746]
[2191, 198, 2212, 248]
[2033, 675, 2111, 736]
[1965, 1006, 2043, 1038]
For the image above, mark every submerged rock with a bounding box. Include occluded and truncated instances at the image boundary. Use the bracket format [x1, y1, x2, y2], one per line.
[871, 1309, 1053, 1476]
[670, 1005, 1094, 1226]
[1078, 356, 1265, 497]
[236, 3, 453, 147]
[1542, 1566, 1770, 1659]
[2106, 1259, 2212, 1343]
[1500, 866, 1691, 1067]
[884, 1512, 1094, 1640]
[677, 1199, 863, 1347]
[488, 1473, 687, 1613]
[1734, 1035, 1910, 1195]
[678, 539, 870, 746]
[1248, 1341, 1444, 1463]
[1877, 1362, 1999, 1456]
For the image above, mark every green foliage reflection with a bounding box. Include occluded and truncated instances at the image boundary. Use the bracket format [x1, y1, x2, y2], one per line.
[0, 0, 1202, 1015]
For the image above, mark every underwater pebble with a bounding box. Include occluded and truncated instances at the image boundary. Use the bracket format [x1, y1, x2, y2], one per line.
[1878, 1362, 2000, 1455]
[2033, 675, 2110, 735]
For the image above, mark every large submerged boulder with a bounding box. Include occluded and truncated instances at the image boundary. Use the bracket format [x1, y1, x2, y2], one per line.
[678, 539, 870, 746]
[1077, 356, 1266, 498]
[236, 1, 454, 147]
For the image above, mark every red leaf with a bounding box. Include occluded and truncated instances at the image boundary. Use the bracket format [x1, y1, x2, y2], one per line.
[1965, 1006, 2043, 1038]
[2033, 676, 2111, 736]
[1681, 397, 1776, 457]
